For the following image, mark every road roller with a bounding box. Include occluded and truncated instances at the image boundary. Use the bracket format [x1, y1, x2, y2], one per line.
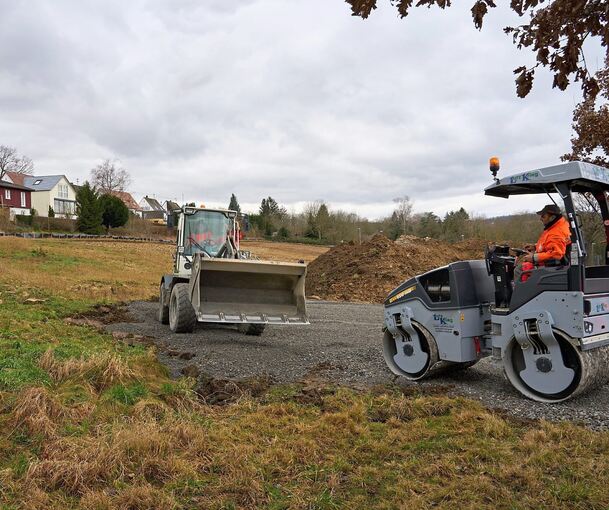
[383, 160, 609, 402]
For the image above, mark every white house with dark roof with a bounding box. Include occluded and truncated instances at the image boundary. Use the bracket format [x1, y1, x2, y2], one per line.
[138, 195, 165, 221]
[23, 175, 77, 218]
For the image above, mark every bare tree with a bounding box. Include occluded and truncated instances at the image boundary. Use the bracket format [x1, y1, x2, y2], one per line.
[90, 159, 131, 193]
[393, 195, 413, 235]
[0, 145, 34, 181]
[573, 192, 605, 263]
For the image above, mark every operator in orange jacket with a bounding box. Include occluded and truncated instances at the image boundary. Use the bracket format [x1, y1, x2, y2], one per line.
[516, 204, 572, 281]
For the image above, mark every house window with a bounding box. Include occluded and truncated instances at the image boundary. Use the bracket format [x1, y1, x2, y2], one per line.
[57, 184, 69, 198]
[54, 199, 75, 215]
[4, 189, 10, 200]
[20, 192, 26, 208]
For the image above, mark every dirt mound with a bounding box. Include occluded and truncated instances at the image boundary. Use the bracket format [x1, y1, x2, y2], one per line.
[452, 238, 491, 258]
[306, 234, 487, 303]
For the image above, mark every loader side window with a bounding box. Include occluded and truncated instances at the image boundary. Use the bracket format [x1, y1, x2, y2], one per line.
[183, 211, 232, 257]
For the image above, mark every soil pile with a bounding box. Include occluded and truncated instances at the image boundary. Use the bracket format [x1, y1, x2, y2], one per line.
[306, 234, 487, 303]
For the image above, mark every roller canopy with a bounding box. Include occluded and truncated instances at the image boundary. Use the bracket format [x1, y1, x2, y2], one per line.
[485, 161, 609, 198]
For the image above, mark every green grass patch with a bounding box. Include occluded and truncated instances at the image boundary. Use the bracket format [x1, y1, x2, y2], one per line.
[0, 290, 146, 391]
[0, 248, 83, 270]
[105, 382, 148, 406]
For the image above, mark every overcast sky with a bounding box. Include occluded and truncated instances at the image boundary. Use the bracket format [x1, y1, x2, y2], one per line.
[0, 0, 600, 219]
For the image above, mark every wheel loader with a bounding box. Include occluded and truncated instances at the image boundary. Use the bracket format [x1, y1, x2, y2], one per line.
[158, 206, 308, 335]
[383, 160, 609, 402]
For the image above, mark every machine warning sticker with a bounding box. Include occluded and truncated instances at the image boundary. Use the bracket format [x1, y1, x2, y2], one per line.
[432, 313, 454, 333]
[389, 285, 416, 303]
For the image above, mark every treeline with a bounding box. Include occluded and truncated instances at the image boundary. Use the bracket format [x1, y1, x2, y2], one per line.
[233, 195, 382, 244]
[228, 194, 548, 245]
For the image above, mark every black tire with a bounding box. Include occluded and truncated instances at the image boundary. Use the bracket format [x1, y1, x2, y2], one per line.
[238, 323, 266, 336]
[169, 283, 196, 333]
[158, 283, 169, 325]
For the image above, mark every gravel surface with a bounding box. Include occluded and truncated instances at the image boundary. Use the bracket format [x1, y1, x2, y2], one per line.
[108, 300, 609, 430]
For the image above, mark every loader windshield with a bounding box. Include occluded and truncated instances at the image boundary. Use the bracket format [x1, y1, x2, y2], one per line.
[183, 210, 233, 258]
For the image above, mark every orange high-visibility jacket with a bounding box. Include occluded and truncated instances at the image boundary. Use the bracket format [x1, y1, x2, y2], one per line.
[533, 216, 572, 265]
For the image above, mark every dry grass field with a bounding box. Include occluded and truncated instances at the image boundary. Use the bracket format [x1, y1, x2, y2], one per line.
[1, 238, 609, 509]
[0, 238, 174, 302]
[0, 238, 327, 303]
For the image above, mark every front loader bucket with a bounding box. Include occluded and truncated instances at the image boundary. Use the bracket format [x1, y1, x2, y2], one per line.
[189, 257, 308, 325]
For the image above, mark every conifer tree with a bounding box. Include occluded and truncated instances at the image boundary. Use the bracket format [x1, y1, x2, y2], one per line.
[228, 193, 241, 213]
[99, 194, 129, 232]
[76, 182, 103, 234]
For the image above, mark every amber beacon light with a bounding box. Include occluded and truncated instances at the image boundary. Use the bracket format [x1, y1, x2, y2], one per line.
[489, 157, 500, 180]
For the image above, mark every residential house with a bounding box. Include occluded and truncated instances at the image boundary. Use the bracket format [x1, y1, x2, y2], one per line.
[0, 180, 32, 219]
[3, 172, 26, 186]
[9, 174, 77, 218]
[164, 200, 180, 227]
[110, 191, 142, 216]
[139, 195, 165, 221]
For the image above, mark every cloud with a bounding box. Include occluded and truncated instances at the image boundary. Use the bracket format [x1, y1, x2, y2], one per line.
[0, 0, 584, 218]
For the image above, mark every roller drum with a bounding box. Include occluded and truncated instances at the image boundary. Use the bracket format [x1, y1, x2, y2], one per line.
[383, 322, 473, 381]
[503, 333, 609, 402]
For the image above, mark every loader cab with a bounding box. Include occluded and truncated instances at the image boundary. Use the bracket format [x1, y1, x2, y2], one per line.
[484, 161, 609, 311]
[174, 207, 239, 275]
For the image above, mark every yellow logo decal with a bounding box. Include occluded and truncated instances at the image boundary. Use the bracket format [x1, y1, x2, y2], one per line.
[389, 285, 416, 303]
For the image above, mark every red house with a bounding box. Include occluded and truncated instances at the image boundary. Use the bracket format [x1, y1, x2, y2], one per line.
[0, 180, 33, 219]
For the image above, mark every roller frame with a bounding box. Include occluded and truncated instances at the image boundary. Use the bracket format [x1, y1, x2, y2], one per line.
[382, 269, 609, 402]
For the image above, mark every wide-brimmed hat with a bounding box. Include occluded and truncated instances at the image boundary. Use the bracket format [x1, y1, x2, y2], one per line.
[536, 204, 561, 216]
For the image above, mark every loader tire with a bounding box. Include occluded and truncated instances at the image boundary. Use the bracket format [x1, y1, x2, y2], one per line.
[158, 284, 169, 325]
[239, 324, 266, 336]
[169, 283, 196, 333]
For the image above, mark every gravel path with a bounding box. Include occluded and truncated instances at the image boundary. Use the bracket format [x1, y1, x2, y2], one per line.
[108, 301, 609, 430]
